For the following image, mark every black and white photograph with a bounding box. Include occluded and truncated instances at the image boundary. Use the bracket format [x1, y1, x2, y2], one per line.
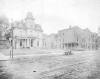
[0, 0, 100, 79]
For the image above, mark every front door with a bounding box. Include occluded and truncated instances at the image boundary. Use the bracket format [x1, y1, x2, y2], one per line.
[20, 40, 22, 48]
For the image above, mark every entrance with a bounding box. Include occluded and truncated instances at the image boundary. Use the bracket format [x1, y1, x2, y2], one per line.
[20, 40, 22, 48]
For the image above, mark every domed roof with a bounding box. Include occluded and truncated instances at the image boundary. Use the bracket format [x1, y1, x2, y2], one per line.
[25, 12, 35, 20]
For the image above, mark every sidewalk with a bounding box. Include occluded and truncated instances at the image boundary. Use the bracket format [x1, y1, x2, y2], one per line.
[0, 51, 63, 60]
[0, 52, 10, 60]
[0, 49, 54, 56]
[0, 49, 64, 60]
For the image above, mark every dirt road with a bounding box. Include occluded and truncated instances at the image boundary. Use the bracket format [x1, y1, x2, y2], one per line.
[0, 51, 100, 79]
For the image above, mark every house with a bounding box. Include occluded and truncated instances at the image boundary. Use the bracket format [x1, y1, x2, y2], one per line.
[43, 33, 58, 49]
[9, 12, 43, 49]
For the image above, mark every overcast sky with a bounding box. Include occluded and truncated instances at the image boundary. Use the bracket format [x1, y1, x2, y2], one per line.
[0, 0, 100, 34]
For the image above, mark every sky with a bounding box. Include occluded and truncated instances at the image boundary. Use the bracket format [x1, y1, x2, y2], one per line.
[0, 0, 100, 34]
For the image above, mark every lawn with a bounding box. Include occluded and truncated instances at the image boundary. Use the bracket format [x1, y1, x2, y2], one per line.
[0, 49, 53, 56]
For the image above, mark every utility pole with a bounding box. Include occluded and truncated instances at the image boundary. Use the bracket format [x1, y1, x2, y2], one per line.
[12, 28, 13, 58]
[11, 19, 13, 58]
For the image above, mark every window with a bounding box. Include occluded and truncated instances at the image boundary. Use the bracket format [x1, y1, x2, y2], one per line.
[37, 41, 39, 46]
[96, 40, 97, 43]
[63, 33, 64, 35]
[37, 33, 39, 37]
[20, 40, 22, 46]
[19, 24, 23, 28]
[77, 39, 78, 41]
[63, 38, 64, 42]
[59, 34, 61, 37]
[30, 31, 32, 35]
[20, 31, 22, 36]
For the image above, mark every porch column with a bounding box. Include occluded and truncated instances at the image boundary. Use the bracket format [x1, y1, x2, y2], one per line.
[66, 44, 68, 49]
[29, 38, 31, 48]
[22, 39, 24, 48]
[24, 39, 26, 48]
[27, 38, 29, 48]
[13, 38, 15, 48]
[32, 39, 34, 48]
[26, 39, 27, 48]
[28, 38, 30, 48]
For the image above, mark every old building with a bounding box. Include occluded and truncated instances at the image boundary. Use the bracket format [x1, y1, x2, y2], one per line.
[9, 12, 43, 49]
[58, 26, 98, 50]
[97, 26, 100, 49]
[43, 33, 58, 49]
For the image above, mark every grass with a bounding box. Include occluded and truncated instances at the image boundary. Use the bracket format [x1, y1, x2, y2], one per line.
[0, 49, 52, 56]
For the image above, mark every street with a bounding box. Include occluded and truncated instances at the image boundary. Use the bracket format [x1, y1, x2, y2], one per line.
[0, 51, 100, 79]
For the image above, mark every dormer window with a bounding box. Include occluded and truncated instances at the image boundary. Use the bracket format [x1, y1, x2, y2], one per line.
[31, 23, 33, 28]
[19, 24, 23, 28]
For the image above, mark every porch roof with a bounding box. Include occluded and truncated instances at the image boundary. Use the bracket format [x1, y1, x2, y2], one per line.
[13, 36, 37, 39]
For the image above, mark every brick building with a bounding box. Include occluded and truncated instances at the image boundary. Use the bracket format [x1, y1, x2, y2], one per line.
[43, 33, 58, 49]
[58, 26, 98, 50]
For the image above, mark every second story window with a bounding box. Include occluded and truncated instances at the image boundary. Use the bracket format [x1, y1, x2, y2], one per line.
[59, 34, 61, 37]
[30, 31, 32, 35]
[37, 32, 39, 37]
[63, 38, 64, 42]
[20, 31, 22, 36]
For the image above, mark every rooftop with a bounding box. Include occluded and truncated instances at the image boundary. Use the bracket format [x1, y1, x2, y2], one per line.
[25, 12, 35, 20]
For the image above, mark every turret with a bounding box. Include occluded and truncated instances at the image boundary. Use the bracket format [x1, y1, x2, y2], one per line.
[25, 12, 35, 20]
